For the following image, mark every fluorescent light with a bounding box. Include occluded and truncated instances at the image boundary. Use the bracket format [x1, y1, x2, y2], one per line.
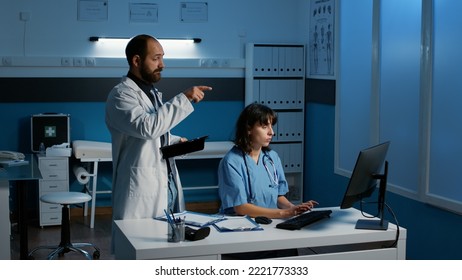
[89, 36, 201, 44]
[159, 38, 195, 44]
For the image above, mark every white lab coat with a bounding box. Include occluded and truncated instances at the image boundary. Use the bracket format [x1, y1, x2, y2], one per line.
[105, 76, 194, 222]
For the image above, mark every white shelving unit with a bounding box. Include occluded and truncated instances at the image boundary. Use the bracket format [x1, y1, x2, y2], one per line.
[245, 43, 306, 204]
[37, 155, 69, 226]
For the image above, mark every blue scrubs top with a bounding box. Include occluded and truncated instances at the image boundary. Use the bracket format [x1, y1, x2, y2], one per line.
[218, 146, 289, 214]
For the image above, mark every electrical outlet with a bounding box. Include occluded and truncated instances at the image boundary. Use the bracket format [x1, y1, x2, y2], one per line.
[200, 59, 209, 67]
[2, 56, 12, 66]
[210, 59, 220, 67]
[221, 59, 230, 68]
[73, 57, 85, 67]
[61, 57, 72, 67]
[85, 57, 96, 67]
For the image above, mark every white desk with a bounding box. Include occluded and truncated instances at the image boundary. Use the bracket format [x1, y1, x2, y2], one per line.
[114, 207, 407, 260]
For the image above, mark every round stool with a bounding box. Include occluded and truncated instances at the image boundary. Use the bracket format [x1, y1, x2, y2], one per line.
[27, 192, 101, 260]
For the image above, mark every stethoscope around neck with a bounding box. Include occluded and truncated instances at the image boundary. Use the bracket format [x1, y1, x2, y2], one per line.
[242, 149, 279, 203]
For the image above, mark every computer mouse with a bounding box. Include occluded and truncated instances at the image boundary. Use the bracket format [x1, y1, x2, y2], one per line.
[255, 216, 272, 225]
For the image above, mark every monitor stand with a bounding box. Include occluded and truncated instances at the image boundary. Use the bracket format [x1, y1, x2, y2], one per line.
[355, 161, 389, 231]
[355, 219, 389, 230]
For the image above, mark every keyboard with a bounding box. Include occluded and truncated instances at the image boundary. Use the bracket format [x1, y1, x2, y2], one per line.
[276, 210, 332, 230]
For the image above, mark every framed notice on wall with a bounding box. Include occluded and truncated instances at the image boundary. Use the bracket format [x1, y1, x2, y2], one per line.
[308, 0, 336, 79]
[129, 3, 159, 23]
[78, 0, 108, 21]
[180, 2, 208, 22]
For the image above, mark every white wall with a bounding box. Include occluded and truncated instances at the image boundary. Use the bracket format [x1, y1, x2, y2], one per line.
[0, 0, 311, 77]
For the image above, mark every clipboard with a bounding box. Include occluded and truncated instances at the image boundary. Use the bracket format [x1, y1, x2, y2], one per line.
[156, 210, 225, 227]
[213, 216, 263, 232]
[160, 135, 208, 159]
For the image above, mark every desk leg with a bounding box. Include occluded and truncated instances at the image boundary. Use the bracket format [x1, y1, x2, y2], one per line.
[90, 162, 98, 229]
[17, 181, 28, 260]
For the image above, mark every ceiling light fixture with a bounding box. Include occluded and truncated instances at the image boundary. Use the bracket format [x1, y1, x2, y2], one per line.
[89, 36, 201, 44]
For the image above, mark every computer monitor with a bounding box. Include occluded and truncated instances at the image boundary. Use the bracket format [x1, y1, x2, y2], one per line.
[340, 141, 390, 230]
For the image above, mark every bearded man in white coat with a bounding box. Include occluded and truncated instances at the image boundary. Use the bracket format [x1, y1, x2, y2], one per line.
[105, 34, 212, 250]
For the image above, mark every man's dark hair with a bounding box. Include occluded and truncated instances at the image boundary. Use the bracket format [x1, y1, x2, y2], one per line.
[125, 34, 155, 66]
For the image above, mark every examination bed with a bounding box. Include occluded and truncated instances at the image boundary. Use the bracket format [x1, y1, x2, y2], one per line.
[72, 139, 233, 228]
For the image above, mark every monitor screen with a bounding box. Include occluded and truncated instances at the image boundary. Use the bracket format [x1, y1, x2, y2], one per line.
[340, 141, 390, 210]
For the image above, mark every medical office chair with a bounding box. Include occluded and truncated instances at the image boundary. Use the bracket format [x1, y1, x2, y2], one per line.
[27, 192, 101, 260]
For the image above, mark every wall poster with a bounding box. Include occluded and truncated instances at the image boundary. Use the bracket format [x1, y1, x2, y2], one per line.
[309, 0, 335, 79]
[78, 0, 108, 21]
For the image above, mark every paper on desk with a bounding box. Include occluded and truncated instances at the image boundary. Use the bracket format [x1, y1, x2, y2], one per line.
[156, 211, 225, 227]
[213, 216, 263, 232]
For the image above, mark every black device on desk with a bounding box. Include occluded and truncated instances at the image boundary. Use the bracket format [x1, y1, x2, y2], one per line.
[276, 210, 332, 230]
[160, 135, 208, 159]
[185, 226, 210, 241]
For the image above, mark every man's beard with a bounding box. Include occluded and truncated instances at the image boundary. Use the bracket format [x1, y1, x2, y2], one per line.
[140, 63, 162, 84]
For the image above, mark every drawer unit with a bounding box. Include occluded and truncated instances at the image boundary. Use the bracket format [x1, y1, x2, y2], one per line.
[37, 155, 69, 226]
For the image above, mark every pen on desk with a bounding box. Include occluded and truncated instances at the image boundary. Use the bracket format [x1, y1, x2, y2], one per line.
[170, 209, 175, 222]
[164, 209, 175, 229]
[170, 209, 179, 223]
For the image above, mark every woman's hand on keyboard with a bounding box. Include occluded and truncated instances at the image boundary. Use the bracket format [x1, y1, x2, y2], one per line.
[301, 200, 318, 210]
[281, 201, 316, 218]
[277, 199, 319, 218]
[294, 200, 319, 215]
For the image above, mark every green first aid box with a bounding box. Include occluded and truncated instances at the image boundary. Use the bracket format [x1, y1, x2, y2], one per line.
[31, 113, 70, 153]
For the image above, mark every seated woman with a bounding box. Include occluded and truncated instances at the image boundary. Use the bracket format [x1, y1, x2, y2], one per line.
[218, 103, 318, 219]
